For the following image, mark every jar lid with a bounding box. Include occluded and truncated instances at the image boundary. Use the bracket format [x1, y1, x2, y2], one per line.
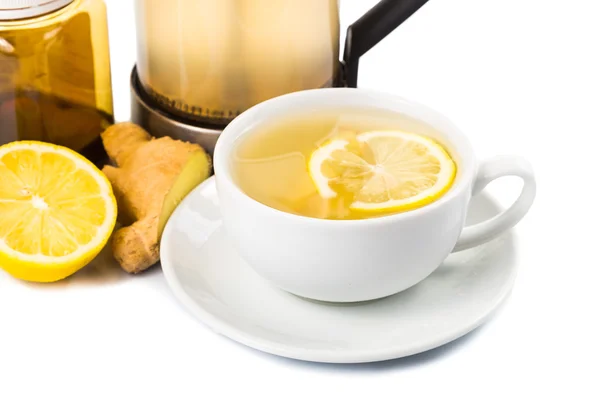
[0, 0, 74, 21]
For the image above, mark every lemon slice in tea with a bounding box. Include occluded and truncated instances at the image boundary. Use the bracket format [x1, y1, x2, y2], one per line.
[308, 130, 456, 213]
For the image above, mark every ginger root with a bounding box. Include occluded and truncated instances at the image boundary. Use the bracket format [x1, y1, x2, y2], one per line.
[101, 123, 211, 273]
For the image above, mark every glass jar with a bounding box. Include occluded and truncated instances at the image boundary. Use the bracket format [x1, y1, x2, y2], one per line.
[0, 0, 113, 164]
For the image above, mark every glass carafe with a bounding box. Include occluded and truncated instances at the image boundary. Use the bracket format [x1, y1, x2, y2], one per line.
[134, 0, 429, 127]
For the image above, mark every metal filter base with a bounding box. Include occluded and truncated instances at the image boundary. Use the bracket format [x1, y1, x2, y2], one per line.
[130, 66, 223, 155]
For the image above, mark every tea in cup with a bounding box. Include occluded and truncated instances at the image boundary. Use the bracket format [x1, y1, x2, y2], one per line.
[214, 88, 536, 302]
[232, 105, 456, 220]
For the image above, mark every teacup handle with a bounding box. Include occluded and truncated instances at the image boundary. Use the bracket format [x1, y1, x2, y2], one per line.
[453, 155, 536, 252]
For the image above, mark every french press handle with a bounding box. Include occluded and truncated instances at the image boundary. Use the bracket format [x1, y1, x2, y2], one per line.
[343, 0, 430, 87]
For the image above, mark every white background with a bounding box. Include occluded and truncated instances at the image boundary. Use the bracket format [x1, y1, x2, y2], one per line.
[1, 0, 599, 398]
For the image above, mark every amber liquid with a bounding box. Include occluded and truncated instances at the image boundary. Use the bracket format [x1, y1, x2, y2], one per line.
[135, 0, 340, 125]
[0, 0, 113, 164]
[232, 107, 446, 220]
[0, 89, 112, 163]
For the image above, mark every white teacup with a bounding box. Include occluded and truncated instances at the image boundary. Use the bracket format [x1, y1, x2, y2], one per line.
[213, 89, 536, 303]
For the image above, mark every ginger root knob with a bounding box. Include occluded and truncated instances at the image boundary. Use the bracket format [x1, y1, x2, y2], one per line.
[101, 123, 211, 273]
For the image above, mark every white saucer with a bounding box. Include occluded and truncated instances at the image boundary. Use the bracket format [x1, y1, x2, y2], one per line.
[160, 177, 517, 363]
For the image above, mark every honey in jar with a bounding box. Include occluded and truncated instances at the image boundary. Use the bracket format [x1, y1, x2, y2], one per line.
[0, 0, 113, 164]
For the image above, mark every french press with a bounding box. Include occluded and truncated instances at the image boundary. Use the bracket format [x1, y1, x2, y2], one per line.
[130, 0, 429, 154]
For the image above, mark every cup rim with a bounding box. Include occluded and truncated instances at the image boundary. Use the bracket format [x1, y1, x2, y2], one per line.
[214, 88, 477, 225]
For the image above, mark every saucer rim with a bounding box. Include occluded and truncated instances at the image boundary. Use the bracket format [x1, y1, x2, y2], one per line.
[160, 176, 518, 364]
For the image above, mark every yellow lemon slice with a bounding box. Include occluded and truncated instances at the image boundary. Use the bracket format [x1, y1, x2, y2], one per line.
[308, 130, 456, 213]
[0, 141, 117, 282]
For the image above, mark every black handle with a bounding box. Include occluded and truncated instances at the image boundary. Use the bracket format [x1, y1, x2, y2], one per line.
[342, 0, 430, 87]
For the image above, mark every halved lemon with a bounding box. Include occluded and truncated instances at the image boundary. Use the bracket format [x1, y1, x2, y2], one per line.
[0, 141, 117, 282]
[308, 130, 456, 213]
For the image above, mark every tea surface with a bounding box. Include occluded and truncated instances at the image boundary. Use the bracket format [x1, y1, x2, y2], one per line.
[232, 108, 455, 220]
